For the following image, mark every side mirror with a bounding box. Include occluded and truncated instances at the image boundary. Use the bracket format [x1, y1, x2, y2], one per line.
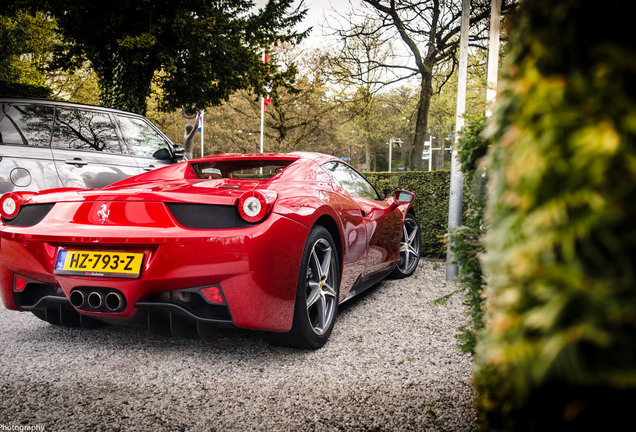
[172, 145, 186, 160]
[152, 147, 172, 161]
[388, 189, 415, 208]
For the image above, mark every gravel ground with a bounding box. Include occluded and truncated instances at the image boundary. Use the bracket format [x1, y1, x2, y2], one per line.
[0, 260, 476, 432]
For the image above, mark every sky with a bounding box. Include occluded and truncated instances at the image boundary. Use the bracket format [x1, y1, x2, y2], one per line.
[254, 0, 363, 47]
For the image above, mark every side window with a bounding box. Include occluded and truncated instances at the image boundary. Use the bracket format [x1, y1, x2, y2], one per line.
[0, 103, 54, 147]
[52, 109, 123, 154]
[116, 115, 171, 159]
[322, 161, 381, 201]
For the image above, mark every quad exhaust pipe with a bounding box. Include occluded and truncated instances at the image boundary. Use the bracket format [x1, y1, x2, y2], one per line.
[69, 290, 85, 308]
[87, 292, 103, 309]
[69, 289, 125, 312]
[105, 292, 124, 311]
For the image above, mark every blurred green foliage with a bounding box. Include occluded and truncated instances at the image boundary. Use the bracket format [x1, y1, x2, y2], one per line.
[475, 0, 636, 429]
[365, 171, 450, 258]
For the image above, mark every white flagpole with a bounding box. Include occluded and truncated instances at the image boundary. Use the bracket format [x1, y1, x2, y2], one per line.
[260, 96, 264, 154]
[199, 110, 204, 158]
[486, 0, 501, 117]
[260, 49, 265, 154]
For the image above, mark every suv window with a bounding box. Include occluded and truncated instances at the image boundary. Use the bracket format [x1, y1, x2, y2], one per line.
[322, 161, 381, 201]
[0, 104, 54, 147]
[116, 115, 171, 159]
[52, 109, 123, 154]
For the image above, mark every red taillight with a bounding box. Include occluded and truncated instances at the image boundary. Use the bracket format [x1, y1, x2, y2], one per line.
[0, 193, 21, 220]
[14, 275, 27, 291]
[237, 190, 277, 223]
[200, 286, 224, 304]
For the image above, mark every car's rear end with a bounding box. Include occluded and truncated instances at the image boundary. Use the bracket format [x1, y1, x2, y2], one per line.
[0, 155, 318, 335]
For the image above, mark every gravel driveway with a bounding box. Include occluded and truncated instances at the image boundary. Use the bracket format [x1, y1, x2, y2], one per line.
[0, 260, 475, 431]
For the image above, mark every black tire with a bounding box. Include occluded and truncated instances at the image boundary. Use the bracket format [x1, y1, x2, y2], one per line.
[390, 213, 421, 279]
[267, 225, 340, 349]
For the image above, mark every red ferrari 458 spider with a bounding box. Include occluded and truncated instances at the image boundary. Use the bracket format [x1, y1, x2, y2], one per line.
[0, 152, 420, 348]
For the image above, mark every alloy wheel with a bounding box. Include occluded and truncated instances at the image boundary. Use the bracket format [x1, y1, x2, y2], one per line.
[305, 238, 337, 336]
[398, 217, 420, 274]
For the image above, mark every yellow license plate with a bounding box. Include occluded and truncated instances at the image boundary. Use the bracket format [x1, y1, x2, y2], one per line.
[54, 250, 144, 278]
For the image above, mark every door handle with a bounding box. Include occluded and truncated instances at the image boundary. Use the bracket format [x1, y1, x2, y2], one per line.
[143, 165, 156, 171]
[65, 158, 88, 166]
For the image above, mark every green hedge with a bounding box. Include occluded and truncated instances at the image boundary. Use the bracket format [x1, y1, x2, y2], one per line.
[364, 171, 450, 258]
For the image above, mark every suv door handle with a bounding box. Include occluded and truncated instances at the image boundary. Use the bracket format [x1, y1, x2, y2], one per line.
[143, 164, 156, 171]
[65, 158, 88, 166]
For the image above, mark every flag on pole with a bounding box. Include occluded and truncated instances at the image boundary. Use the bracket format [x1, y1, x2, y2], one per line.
[263, 51, 271, 110]
[260, 50, 266, 154]
[198, 110, 204, 157]
[198, 111, 204, 132]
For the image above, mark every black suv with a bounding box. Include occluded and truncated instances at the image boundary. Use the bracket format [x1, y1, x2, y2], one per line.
[0, 98, 184, 192]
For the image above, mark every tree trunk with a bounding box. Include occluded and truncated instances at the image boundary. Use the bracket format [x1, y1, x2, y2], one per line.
[182, 119, 201, 160]
[410, 72, 433, 171]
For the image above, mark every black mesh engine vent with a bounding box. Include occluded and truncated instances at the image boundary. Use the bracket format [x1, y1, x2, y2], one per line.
[166, 203, 252, 229]
[3, 203, 54, 227]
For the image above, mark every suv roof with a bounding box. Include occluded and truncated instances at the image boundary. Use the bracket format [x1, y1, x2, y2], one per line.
[0, 97, 148, 117]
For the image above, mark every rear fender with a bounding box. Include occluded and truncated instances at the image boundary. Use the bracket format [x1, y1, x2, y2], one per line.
[273, 195, 345, 278]
[274, 196, 344, 254]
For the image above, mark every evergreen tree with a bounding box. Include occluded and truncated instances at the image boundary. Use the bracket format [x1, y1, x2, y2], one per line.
[24, 0, 306, 114]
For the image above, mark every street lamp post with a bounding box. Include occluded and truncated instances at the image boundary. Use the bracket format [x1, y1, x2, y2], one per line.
[429, 136, 436, 171]
[387, 139, 402, 172]
[350, 130, 355, 161]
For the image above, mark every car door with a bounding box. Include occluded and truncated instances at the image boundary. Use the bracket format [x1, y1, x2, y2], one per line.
[115, 114, 177, 172]
[0, 102, 62, 192]
[322, 161, 403, 277]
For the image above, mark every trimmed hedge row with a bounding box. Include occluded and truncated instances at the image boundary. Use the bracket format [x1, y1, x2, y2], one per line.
[364, 171, 450, 258]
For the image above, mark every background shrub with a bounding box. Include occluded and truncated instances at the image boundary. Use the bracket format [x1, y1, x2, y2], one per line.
[475, 0, 636, 429]
[448, 115, 489, 354]
[365, 171, 450, 258]
[0, 80, 51, 98]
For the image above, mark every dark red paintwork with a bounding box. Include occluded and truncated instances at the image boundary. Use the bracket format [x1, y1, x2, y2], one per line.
[0, 152, 413, 332]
